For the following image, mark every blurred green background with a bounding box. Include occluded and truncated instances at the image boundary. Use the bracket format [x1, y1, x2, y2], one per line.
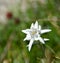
[0, 0, 60, 63]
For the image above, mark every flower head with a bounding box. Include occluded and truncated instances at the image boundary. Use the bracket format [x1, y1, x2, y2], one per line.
[14, 18, 20, 25]
[6, 12, 13, 19]
[22, 21, 51, 51]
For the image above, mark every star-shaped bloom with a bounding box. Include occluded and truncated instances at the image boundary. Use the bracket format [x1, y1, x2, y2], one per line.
[22, 21, 51, 51]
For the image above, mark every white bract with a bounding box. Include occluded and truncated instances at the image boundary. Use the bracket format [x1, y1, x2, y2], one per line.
[22, 21, 51, 51]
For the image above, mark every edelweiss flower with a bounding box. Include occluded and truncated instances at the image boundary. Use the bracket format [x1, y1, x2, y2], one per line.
[22, 21, 51, 51]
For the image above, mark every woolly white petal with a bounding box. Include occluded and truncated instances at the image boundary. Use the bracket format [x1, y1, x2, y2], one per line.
[41, 29, 51, 34]
[44, 38, 49, 41]
[30, 23, 34, 29]
[34, 37, 39, 41]
[22, 29, 30, 34]
[27, 39, 34, 51]
[34, 34, 40, 40]
[39, 37, 45, 44]
[39, 25, 41, 31]
[34, 21, 38, 29]
[24, 34, 31, 41]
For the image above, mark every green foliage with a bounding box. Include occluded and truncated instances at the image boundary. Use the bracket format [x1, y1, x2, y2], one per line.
[0, 0, 60, 63]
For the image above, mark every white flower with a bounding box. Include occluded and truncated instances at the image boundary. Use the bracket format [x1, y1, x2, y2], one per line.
[22, 21, 51, 51]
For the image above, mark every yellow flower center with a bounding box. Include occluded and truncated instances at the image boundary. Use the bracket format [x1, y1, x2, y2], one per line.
[31, 31, 37, 35]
